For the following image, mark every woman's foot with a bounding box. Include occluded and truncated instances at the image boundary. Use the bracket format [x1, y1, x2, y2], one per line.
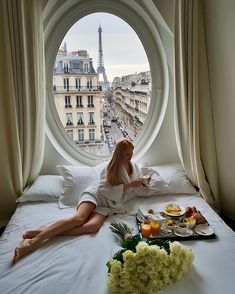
[12, 239, 38, 265]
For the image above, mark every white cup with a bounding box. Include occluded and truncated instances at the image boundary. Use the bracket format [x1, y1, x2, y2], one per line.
[142, 175, 151, 186]
[177, 223, 188, 234]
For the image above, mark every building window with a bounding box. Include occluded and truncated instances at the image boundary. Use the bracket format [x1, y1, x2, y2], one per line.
[67, 129, 73, 139]
[64, 62, 69, 73]
[84, 63, 89, 73]
[78, 129, 84, 142]
[87, 78, 92, 90]
[76, 96, 83, 107]
[88, 112, 94, 124]
[77, 112, 84, 125]
[75, 78, 81, 90]
[87, 96, 94, 107]
[89, 129, 95, 142]
[66, 113, 73, 125]
[53, 78, 56, 91]
[65, 96, 71, 108]
[64, 78, 69, 90]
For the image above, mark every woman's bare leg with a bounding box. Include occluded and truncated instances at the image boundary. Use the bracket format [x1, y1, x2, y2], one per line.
[60, 212, 106, 236]
[23, 225, 48, 239]
[23, 212, 106, 238]
[12, 202, 96, 264]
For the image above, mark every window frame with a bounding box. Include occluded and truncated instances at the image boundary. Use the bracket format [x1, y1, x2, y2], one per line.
[43, 0, 169, 165]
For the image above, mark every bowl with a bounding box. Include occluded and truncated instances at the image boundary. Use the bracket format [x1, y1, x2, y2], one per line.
[164, 219, 177, 230]
[183, 217, 196, 229]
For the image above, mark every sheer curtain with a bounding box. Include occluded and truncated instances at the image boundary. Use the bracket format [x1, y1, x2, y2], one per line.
[0, 0, 45, 225]
[174, 0, 220, 210]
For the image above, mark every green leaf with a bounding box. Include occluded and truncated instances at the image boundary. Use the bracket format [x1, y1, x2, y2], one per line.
[146, 239, 171, 254]
[121, 235, 141, 251]
[112, 249, 126, 263]
[106, 260, 112, 272]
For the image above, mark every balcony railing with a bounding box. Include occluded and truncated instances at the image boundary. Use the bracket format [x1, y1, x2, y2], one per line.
[53, 86, 102, 93]
[66, 122, 73, 126]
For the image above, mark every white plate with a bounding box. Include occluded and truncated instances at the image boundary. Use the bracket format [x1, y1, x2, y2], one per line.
[163, 206, 186, 217]
[195, 224, 214, 236]
[160, 228, 172, 237]
[173, 228, 193, 237]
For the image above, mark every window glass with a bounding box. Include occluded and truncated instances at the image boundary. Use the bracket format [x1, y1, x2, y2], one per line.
[53, 12, 151, 156]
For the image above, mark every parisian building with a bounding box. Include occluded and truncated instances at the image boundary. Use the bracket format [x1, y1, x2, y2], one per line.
[111, 71, 151, 137]
[53, 44, 104, 154]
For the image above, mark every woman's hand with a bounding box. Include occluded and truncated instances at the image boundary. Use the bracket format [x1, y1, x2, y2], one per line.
[123, 178, 144, 191]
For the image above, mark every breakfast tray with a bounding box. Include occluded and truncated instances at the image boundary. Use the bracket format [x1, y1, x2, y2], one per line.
[136, 211, 216, 241]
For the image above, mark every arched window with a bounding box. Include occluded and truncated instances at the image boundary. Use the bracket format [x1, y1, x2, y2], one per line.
[44, 0, 169, 165]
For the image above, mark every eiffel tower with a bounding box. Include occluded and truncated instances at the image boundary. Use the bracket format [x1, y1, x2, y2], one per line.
[97, 25, 109, 91]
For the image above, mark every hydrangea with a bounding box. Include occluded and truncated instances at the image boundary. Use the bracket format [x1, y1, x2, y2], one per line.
[106, 240, 194, 294]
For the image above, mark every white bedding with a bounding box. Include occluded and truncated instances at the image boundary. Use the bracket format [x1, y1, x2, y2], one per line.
[0, 193, 235, 294]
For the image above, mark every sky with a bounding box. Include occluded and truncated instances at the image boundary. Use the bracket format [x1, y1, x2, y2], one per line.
[61, 12, 150, 82]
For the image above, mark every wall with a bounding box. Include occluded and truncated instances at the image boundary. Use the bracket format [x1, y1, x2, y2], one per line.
[203, 0, 235, 219]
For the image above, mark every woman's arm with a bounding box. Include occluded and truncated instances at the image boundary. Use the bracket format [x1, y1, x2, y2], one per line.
[123, 178, 143, 191]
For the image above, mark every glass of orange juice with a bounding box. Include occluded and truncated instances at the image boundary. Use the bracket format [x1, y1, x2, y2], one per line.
[141, 223, 151, 237]
[150, 220, 160, 235]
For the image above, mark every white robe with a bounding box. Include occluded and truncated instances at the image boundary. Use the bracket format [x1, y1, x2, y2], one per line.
[78, 162, 142, 216]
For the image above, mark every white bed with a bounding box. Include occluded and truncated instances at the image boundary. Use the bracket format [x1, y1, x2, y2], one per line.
[0, 164, 235, 294]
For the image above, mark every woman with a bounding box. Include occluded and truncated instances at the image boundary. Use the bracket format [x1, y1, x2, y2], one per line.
[12, 139, 145, 264]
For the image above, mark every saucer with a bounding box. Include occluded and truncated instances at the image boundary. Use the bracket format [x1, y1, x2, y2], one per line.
[195, 224, 214, 236]
[173, 228, 193, 237]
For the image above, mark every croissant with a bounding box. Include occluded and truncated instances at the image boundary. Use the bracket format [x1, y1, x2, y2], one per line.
[192, 212, 206, 224]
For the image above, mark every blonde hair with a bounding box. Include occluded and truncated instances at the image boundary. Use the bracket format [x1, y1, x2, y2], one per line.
[107, 139, 134, 186]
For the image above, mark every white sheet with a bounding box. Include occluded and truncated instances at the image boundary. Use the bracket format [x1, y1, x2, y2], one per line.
[0, 194, 235, 294]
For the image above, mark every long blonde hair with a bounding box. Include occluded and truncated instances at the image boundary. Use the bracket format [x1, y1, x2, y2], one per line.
[107, 139, 134, 186]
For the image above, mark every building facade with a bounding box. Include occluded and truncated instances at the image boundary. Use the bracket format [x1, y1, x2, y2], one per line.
[53, 46, 104, 154]
[111, 71, 151, 137]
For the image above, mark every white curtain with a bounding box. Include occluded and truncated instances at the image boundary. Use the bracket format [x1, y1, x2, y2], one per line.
[0, 0, 45, 225]
[174, 0, 220, 210]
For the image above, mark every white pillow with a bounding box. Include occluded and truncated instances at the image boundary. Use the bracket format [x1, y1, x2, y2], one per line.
[141, 163, 197, 195]
[17, 175, 64, 203]
[57, 165, 100, 208]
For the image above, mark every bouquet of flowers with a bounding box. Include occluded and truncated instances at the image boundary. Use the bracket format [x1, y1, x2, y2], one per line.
[106, 222, 194, 294]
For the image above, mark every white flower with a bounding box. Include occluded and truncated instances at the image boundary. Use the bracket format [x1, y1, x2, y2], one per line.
[136, 241, 149, 254]
[145, 264, 155, 275]
[110, 260, 123, 274]
[138, 272, 148, 281]
[118, 277, 130, 288]
[136, 264, 145, 273]
[134, 252, 145, 264]
[124, 259, 136, 272]
[122, 250, 134, 261]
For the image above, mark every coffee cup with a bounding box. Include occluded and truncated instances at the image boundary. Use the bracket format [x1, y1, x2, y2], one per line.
[177, 223, 188, 234]
[142, 175, 151, 186]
